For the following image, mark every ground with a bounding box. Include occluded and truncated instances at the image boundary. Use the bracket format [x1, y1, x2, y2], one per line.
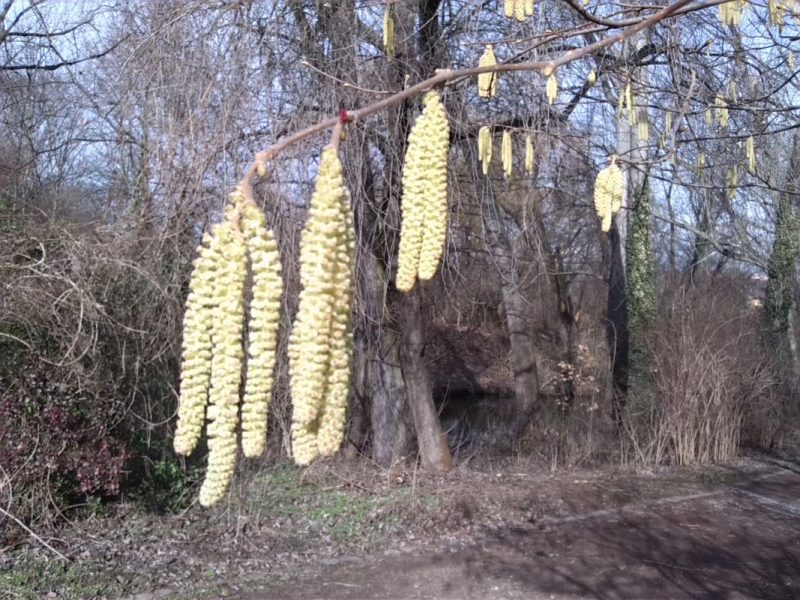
[2, 454, 799, 600]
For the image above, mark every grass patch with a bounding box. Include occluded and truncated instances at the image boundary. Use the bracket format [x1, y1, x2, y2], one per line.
[244, 463, 440, 545]
[0, 554, 148, 600]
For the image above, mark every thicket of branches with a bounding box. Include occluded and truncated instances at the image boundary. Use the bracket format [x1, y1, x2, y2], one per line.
[1, 0, 799, 522]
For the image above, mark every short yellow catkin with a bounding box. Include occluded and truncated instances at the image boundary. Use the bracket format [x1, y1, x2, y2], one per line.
[637, 114, 649, 142]
[316, 188, 355, 457]
[478, 44, 498, 99]
[594, 162, 623, 234]
[240, 201, 283, 459]
[524, 134, 534, 175]
[746, 135, 756, 174]
[504, 0, 514, 18]
[479, 126, 492, 176]
[383, 4, 395, 63]
[398, 91, 450, 287]
[174, 235, 218, 457]
[289, 146, 348, 466]
[198, 218, 248, 508]
[502, 130, 513, 178]
[546, 72, 558, 105]
[524, 0, 534, 16]
[715, 95, 729, 128]
[696, 152, 706, 177]
[514, 0, 525, 21]
[587, 69, 597, 86]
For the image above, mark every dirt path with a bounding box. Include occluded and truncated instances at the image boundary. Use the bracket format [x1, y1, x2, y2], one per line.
[243, 467, 800, 600]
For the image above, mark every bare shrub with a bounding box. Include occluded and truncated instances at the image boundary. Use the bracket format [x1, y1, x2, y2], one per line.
[624, 277, 780, 466]
[0, 215, 189, 523]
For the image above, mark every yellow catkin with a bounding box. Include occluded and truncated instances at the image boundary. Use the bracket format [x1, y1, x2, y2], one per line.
[316, 188, 355, 457]
[715, 95, 729, 128]
[546, 72, 558, 105]
[383, 4, 395, 63]
[587, 69, 597, 85]
[696, 152, 706, 177]
[504, 0, 514, 18]
[478, 44, 498, 99]
[414, 91, 451, 282]
[501, 130, 513, 178]
[728, 79, 738, 104]
[239, 201, 283, 459]
[174, 235, 219, 457]
[288, 147, 349, 466]
[594, 162, 623, 234]
[514, 0, 525, 21]
[664, 111, 673, 135]
[746, 135, 756, 174]
[524, 0, 534, 16]
[727, 166, 739, 199]
[478, 126, 492, 176]
[637, 114, 649, 142]
[198, 217, 248, 508]
[719, 0, 746, 26]
[524, 134, 534, 175]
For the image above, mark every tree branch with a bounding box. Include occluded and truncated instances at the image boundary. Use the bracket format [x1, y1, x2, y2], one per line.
[239, 0, 695, 191]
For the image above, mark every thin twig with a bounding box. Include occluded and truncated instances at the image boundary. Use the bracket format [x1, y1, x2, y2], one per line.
[0, 505, 71, 562]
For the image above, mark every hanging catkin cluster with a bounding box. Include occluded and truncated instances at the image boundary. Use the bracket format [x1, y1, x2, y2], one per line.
[593, 160, 624, 234]
[288, 146, 355, 466]
[478, 44, 498, 99]
[396, 90, 450, 291]
[174, 189, 283, 507]
[504, 0, 534, 21]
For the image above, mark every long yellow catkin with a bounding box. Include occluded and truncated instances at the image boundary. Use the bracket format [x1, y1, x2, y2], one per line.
[479, 126, 493, 175]
[316, 187, 355, 457]
[417, 91, 450, 282]
[524, 0, 534, 16]
[502, 130, 513, 178]
[478, 44, 498, 99]
[288, 146, 348, 466]
[383, 4, 395, 63]
[174, 235, 218, 457]
[240, 200, 283, 459]
[397, 91, 450, 287]
[504, 0, 514, 18]
[198, 216, 248, 508]
[594, 162, 624, 234]
[524, 134, 534, 175]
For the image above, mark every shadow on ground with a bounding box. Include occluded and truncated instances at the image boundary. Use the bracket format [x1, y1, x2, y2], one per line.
[246, 469, 800, 600]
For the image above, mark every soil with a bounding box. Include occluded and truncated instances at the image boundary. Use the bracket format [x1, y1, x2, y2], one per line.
[245, 462, 800, 600]
[2, 454, 799, 600]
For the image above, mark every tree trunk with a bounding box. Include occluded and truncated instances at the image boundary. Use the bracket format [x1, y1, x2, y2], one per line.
[480, 176, 540, 434]
[399, 287, 453, 471]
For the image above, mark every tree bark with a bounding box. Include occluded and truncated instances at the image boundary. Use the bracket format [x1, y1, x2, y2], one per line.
[399, 287, 453, 471]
